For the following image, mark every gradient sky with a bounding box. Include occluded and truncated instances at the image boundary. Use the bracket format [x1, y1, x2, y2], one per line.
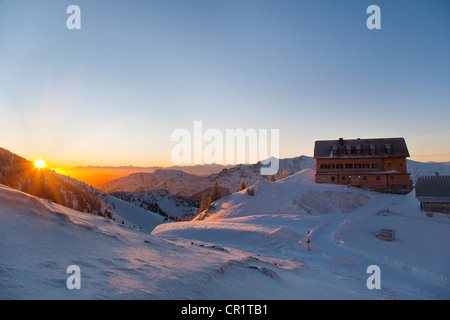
[0, 0, 449, 168]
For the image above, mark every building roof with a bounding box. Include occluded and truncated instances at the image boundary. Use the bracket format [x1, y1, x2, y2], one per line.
[415, 175, 450, 202]
[314, 138, 410, 159]
[416, 196, 450, 204]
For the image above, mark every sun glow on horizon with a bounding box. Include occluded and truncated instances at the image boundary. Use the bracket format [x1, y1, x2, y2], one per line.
[34, 159, 47, 169]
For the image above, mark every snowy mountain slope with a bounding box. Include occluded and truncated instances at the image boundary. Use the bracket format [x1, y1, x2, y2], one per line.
[0, 183, 405, 300]
[0, 147, 164, 232]
[0, 147, 108, 217]
[212, 156, 314, 196]
[153, 170, 450, 299]
[194, 169, 373, 220]
[110, 189, 199, 221]
[106, 195, 165, 232]
[407, 160, 450, 183]
[0, 184, 300, 299]
[98, 169, 211, 199]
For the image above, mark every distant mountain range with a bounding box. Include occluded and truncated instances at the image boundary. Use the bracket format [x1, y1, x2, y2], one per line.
[407, 160, 450, 182]
[97, 156, 315, 200]
[64, 164, 234, 186]
[75, 163, 233, 175]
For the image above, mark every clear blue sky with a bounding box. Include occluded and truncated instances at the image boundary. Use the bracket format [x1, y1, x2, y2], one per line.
[0, 0, 449, 167]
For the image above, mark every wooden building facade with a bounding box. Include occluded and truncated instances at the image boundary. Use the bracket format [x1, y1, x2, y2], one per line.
[314, 138, 412, 193]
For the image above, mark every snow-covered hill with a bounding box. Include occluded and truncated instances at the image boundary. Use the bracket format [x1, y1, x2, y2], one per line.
[153, 170, 450, 298]
[0, 147, 164, 231]
[194, 169, 373, 220]
[110, 189, 199, 221]
[211, 155, 314, 196]
[98, 169, 211, 199]
[0, 184, 264, 299]
[408, 160, 450, 183]
[3, 180, 448, 300]
[0, 147, 108, 217]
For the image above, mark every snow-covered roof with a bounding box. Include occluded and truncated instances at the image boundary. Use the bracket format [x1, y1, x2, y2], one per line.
[417, 196, 450, 203]
[314, 138, 410, 159]
[415, 175, 450, 200]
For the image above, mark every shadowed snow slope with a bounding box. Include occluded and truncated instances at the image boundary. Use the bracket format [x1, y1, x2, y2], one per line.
[0, 183, 413, 300]
[0, 184, 298, 299]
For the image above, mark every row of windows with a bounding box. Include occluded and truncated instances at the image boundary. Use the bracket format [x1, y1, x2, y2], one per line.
[320, 162, 404, 170]
[330, 175, 395, 181]
[320, 163, 379, 169]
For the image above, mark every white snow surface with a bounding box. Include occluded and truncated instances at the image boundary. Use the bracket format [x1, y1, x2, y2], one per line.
[1, 167, 449, 299]
[154, 170, 450, 299]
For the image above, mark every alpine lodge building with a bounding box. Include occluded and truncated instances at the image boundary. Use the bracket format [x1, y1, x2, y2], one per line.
[314, 138, 413, 194]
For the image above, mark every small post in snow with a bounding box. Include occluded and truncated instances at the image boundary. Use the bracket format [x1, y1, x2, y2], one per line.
[306, 230, 312, 252]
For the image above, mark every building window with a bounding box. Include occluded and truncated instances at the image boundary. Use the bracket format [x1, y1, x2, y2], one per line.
[328, 164, 335, 169]
[363, 163, 370, 169]
[363, 176, 367, 180]
[376, 176, 381, 181]
[342, 176, 346, 181]
[388, 163, 392, 168]
[354, 164, 361, 169]
[336, 164, 343, 169]
[372, 163, 378, 169]
[345, 164, 353, 169]
[399, 162, 403, 167]
[390, 176, 394, 181]
[331, 176, 336, 181]
[320, 164, 327, 169]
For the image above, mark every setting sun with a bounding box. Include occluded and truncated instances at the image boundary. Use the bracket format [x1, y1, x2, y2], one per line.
[34, 159, 47, 169]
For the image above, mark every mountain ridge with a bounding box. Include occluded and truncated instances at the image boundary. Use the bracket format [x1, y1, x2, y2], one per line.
[0, 147, 164, 231]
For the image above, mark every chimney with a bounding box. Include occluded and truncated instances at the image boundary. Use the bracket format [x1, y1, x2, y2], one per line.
[338, 138, 344, 145]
